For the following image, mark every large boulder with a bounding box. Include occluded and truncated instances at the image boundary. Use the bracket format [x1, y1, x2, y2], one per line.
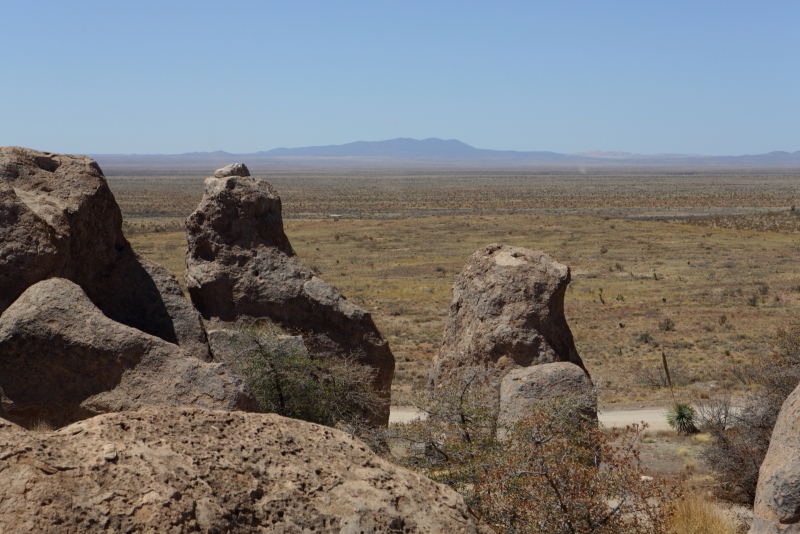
[185, 170, 395, 425]
[498, 362, 596, 438]
[0, 407, 494, 534]
[0, 146, 210, 360]
[0, 278, 256, 428]
[751, 382, 800, 533]
[429, 244, 586, 387]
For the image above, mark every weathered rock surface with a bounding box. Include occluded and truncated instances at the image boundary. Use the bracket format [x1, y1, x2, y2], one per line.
[751, 381, 800, 533]
[0, 278, 256, 428]
[0, 407, 493, 534]
[0, 146, 210, 360]
[185, 173, 395, 424]
[429, 244, 587, 387]
[498, 362, 596, 436]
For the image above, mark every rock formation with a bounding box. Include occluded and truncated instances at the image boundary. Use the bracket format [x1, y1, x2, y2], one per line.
[498, 362, 597, 437]
[0, 278, 256, 428]
[0, 407, 493, 534]
[751, 381, 800, 533]
[0, 146, 210, 360]
[429, 244, 586, 387]
[185, 169, 395, 424]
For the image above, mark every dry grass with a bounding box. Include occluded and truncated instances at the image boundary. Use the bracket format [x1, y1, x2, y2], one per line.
[668, 494, 740, 534]
[27, 418, 54, 433]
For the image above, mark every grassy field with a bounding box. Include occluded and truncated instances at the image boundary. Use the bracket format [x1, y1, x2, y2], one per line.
[117, 169, 800, 410]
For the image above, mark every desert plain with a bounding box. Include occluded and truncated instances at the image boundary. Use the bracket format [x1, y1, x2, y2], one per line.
[109, 167, 800, 412]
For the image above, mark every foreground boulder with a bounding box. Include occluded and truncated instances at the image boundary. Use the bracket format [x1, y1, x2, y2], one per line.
[751, 381, 800, 533]
[429, 244, 587, 387]
[185, 169, 395, 424]
[0, 278, 256, 428]
[0, 147, 210, 360]
[0, 408, 493, 534]
[498, 362, 596, 438]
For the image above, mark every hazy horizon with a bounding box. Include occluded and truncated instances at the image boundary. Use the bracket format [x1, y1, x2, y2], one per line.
[85, 137, 798, 158]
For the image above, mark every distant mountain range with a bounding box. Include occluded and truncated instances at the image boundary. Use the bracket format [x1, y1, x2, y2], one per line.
[91, 138, 800, 174]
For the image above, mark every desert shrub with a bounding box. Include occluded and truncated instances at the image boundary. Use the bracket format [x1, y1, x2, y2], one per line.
[658, 318, 675, 332]
[384, 368, 681, 534]
[229, 325, 385, 430]
[667, 403, 699, 435]
[697, 327, 800, 503]
[637, 332, 654, 344]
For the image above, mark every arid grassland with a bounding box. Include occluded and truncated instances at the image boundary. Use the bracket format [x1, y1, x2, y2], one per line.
[111, 170, 800, 410]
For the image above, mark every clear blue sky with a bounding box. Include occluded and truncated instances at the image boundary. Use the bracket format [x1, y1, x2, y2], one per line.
[1, 1, 798, 155]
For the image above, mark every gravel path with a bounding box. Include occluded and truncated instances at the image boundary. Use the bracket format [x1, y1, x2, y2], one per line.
[389, 406, 673, 432]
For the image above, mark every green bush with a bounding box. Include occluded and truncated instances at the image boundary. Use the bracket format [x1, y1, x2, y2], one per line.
[229, 325, 385, 430]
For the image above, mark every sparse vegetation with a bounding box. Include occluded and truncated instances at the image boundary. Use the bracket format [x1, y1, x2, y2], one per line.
[697, 327, 800, 504]
[383, 369, 682, 534]
[225, 324, 386, 430]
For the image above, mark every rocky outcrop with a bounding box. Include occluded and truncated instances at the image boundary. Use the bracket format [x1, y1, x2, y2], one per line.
[0, 278, 256, 428]
[498, 362, 596, 437]
[0, 407, 494, 534]
[0, 146, 210, 360]
[751, 382, 800, 533]
[185, 170, 395, 425]
[429, 244, 586, 387]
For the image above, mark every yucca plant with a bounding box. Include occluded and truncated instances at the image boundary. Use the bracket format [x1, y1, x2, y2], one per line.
[667, 403, 699, 435]
[662, 350, 698, 434]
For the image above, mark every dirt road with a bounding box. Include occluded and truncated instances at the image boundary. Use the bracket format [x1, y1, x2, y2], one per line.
[389, 406, 672, 432]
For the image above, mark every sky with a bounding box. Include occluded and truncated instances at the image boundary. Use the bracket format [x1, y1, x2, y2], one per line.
[1, 1, 798, 155]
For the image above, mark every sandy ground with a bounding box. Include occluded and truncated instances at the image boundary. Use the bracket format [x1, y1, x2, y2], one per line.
[389, 406, 673, 431]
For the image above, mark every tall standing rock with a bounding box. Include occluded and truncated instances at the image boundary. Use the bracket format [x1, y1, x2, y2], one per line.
[751, 381, 800, 533]
[0, 147, 210, 360]
[429, 243, 587, 388]
[185, 169, 395, 425]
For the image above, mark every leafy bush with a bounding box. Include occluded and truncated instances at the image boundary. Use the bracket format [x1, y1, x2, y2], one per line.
[228, 325, 386, 430]
[637, 332, 654, 344]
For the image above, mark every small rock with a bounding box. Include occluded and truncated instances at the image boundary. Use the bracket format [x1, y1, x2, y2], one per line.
[213, 163, 249, 178]
[498, 362, 596, 438]
[101, 444, 117, 462]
